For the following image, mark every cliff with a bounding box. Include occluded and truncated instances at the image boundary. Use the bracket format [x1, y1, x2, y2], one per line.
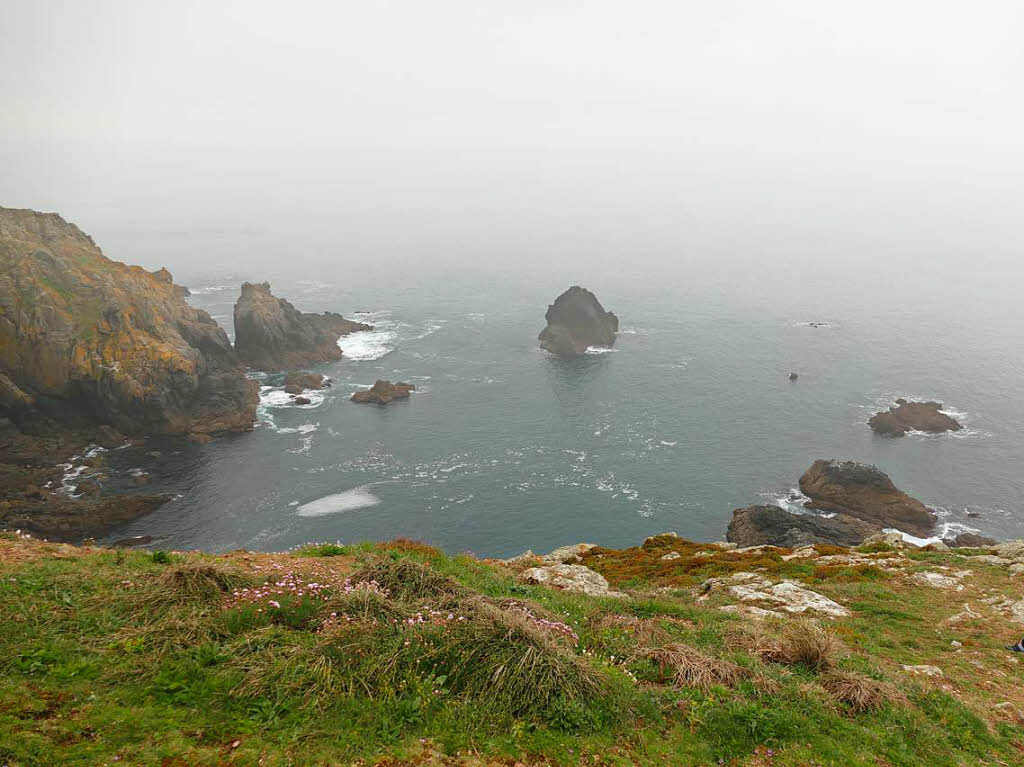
[0, 207, 258, 437]
[232, 282, 371, 371]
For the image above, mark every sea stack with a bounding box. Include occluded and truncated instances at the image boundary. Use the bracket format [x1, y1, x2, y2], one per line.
[233, 282, 371, 371]
[538, 286, 618, 358]
[799, 459, 936, 538]
[868, 399, 962, 437]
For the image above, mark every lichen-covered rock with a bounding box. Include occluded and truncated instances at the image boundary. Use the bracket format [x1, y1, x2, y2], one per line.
[727, 504, 877, 548]
[799, 460, 936, 538]
[699, 572, 850, 618]
[519, 563, 627, 598]
[351, 380, 414, 405]
[538, 286, 618, 357]
[869, 399, 962, 437]
[233, 282, 370, 371]
[0, 207, 258, 437]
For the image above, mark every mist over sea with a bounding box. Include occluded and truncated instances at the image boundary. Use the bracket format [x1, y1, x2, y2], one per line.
[70, 219, 1024, 557]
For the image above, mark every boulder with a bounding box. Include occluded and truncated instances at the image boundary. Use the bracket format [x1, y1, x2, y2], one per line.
[943, 532, 997, 548]
[540, 543, 596, 564]
[902, 665, 943, 678]
[233, 282, 371, 371]
[519, 563, 626, 598]
[861, 531, 913, 549]
[283, 371, 327, 391]
[538, 286, 618, 357]
[351, 380, 414, 405]
[992, 540, 1024, 561]
[699, 572, 849, 618]
[868, 399, 962, 437]
[726, 504, 877, 548]
[0, 208, 259, 437]
[799, 460, 936, 538]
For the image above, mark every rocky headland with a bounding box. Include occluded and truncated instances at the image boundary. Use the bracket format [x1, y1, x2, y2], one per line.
[0, 207, 260, 538]
[538, 286, 618, 357]
[869, 399, 963, 437]
[233, 282, 370, 371]
[351, 379, 415, 405]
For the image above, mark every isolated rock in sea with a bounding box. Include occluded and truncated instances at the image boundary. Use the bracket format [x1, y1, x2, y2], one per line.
[0, 207, 259, 437]
[789, 372, 798, 381]
[726, 504, 877, 548]
[283, 371, 327, 393]
[351, 380, 414, 405]
[233, 282, 371, 371]
[538, 286, 618, 357]
[519, 563, 627, 598]
[868, 399, 962, 437]
[799, 459, 936, 538]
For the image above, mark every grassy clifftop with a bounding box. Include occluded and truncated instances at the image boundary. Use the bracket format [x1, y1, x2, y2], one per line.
[1, 532, 1023, 766]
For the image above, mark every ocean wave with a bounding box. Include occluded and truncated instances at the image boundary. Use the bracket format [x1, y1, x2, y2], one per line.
[277, 423, 318, 435]
[585, 346, 617, 355]
[339, 327, 397, 361]
[296, 486, 381, 516]
[765, 487, 814, 515]
[188, 284, 236, 295]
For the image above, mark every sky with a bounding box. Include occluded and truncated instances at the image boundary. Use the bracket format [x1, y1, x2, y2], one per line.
[1, 0, 1021, 273]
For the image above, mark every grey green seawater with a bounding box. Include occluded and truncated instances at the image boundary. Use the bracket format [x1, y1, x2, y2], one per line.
[94, 250, 1024, 558]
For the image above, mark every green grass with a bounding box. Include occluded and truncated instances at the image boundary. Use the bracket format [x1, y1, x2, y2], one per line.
[0, 534, 1021, 766]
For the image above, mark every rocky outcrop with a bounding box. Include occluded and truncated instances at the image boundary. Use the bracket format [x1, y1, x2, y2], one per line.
[233, 282, 370, 371]
[283, 371, 328, 394]
[538, 286, 618, 357]
[519, 563, 626, 598]
[727, 504, 877, 548]
[799, 460, 936, 538]
[698, 572, 850, 618]
[869, 399, 962, 437]
[944, 532, 997, 548]
[351, 380, 414, 405]
[0, 208, 258, 437]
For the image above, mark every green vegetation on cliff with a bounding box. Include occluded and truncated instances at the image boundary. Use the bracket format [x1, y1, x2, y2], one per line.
[1, 533, 1022, 766]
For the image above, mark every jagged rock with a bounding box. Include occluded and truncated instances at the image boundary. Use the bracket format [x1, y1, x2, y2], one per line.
[538, 286, 618, 358]
[727, 504, 877, 548]
[351, 380, 414, 405]
[233, 282, 370, 371]
[283, 371, 326, 392]
[0, 208, 259, 437]
[519, 563, 626, 598]
[699, 572, 850, 618]
[943, 532, 997, 548]
[799, 460, 936, 538]
[869, 399, 962, 437]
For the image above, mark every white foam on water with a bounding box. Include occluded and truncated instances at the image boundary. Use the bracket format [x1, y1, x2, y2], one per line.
[296, 486, 381, 516]
[767, 487, 814, 515]
[585, 346, 617, 355]
[277, 423, 319, 435]
[659, 440, 678, 447]
[188, 284, 235, 295]
[339, 327, 397, 361]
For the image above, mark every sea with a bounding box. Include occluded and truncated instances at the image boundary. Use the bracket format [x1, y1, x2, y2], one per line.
[74, 231, 1024, 558]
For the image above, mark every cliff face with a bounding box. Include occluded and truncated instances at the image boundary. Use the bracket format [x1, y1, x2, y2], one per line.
[233, 282, 371, 371]
[538, 286, 618, 357]
[0, 207, 258, 436]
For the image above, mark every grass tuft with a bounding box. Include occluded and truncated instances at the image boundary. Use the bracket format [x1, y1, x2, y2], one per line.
[819, 670, 905, 714]
[638, 643, 743, 692]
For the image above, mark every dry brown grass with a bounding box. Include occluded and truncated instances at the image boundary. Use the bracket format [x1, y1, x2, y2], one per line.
[819, 670, 905, 713]
[752, 621, 843, 672]
[592, 614, 674, 646]
[639, 643, 744, 692]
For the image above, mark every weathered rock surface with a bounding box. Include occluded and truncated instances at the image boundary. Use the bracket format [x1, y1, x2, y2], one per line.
[351, 380, 414, 405]
[727, 504, 877, 548]
[944, 532, 997, 548]
[233, 282, 370, 371]
[283, 371, 327, 394]
[799, 460, 936, 538]
[0, 208, 259, 437]
[869, 399, 962, 437]
[699, 572, 850, 618]
[538, 286, 618, 357]
[519, 563, 627, 598]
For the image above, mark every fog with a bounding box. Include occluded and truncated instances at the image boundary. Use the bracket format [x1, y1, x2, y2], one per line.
[1, 0, 1021, 277]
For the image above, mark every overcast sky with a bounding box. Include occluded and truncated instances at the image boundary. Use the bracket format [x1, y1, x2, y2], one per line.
[1, 0, 1021, 271]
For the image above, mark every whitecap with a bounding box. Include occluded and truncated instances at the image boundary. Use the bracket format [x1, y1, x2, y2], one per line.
[188, 284, 235, 295]
[277, 423, 319, 435]
[338, 327, 397, 361]
[584, 346, 617, 355]
[296, 486, 381, 516]
[767, 487, 813, 515]
[659, 440, 678, 447]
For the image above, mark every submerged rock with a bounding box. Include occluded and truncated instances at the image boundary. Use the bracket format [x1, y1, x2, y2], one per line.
[726, 504, 877, 548]
[351, 380, 414, 405]
[0, 207, 259, 438]
[799, 459, 936, 538]
[233, 282, 371, 371]
[538, 286, 618, 357]
[868, 399, 962, 437]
